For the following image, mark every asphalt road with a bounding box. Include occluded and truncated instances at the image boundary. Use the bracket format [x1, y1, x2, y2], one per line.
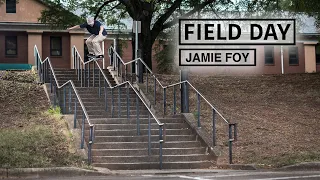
[4, 170, 320, 180]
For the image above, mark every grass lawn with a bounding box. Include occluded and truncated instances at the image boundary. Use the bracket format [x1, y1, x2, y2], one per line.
[144, 72, 320, 168]
[0, 71, 85, 168]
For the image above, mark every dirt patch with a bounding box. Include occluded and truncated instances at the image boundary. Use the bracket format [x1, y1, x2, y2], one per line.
[0, 71, 84, 168]
[143, 72, 320, 168]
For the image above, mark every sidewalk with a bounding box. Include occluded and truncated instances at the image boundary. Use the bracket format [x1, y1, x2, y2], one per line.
[2, 162, 320, 178]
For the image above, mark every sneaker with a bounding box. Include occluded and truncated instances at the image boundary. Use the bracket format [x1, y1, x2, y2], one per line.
[87, 53, 95, 57]
[96, 55, 104, 58]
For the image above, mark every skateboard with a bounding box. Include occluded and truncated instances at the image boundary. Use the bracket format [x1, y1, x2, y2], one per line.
[88, 54, 104, 61]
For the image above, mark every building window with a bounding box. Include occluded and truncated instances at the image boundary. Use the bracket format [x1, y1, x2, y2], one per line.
[50, 36, 62, 56]
[316, 44, 320, 64]
[5, 36, 17, 56]
[6, 0, 16, 13]
[289, 46, 299, 65]
[264, 46, 274, 65]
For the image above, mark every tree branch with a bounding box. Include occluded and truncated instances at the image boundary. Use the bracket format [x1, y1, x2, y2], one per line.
[162, 0, 216, 30]
[119, 0, 136, 19]
[94, 0, 117, 20]
[151, 0, 183, 40]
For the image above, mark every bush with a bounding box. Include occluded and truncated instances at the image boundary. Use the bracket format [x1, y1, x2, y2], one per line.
[0, 126, 81, 168]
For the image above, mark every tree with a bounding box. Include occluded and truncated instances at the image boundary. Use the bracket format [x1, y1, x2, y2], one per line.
[2, 0, 319, 70]
[37, 0, 225, 70]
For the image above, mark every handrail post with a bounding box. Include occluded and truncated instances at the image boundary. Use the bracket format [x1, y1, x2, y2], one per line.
[50, 69, 53, 93]
[81, 63, 83, 87]
[81, 112, 85, 149]
[127, 84, 129, 120]
[234, 123, 238, 141]
[88, 125, 93, 164]
[105, 80, 107, 112]
[228, 124, 233, 164]
[69, 83, 71, 113]
[173, 85, 176, 115]
[99, 70, 101, 98]
[197, 93, 201, 128]
[125, 64, 127, 82]
[40, 62, 43, 83]
[212, 109, 216, 147]
[63, 86, 66, 114]
[77, 54, 80, 81]
[148, 112, 151, 156]
[163, 88, 166, 117]
[93, 61, 95, 87]
[159, 125, 163, 170]
[131, 63, 133, 83]
[88, 63, 90, 87]
[118, 87, 121, 117]
[44, 63, 47, 83]
[154, 76, 156, 105]
[136, 94, 140, 135]
[111, 88, 114, 117]
[146, 71, 149, 93]
[74, 99, 77, 128]
[53, 85, 56, 107]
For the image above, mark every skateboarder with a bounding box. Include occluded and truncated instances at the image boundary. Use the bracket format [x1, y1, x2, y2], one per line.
[67, 17, 107, 59]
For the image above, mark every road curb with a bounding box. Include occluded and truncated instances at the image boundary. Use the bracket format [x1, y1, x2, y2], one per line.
[217, 164, 257, 170]
[0, 167, 110, 178]
[276, 162, 320, 171]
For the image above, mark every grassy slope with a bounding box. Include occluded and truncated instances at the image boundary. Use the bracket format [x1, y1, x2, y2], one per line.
[0, 71, 84, 168]
[152, 72, 320, 168]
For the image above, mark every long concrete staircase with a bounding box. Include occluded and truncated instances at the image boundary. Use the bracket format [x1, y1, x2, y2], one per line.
[53, 68, 215, 170]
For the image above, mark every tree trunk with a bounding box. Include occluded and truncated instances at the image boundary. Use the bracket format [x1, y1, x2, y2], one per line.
[130, 2, 154, 72]
[139, 19, 153, 71]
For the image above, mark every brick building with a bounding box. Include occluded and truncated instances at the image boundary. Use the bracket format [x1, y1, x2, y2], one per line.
[0, 0, 319, 74]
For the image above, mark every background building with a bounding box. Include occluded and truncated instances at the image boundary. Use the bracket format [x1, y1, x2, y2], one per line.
[0, 0, 319, 74]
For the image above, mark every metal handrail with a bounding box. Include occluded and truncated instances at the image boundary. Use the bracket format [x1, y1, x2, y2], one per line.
[165, 80, 229, 124]
[72, 45, 113, 88]
[96, 62, 163, 126]
[108, 45, 229, 124]
[72, 45, 165, 169]
[35, 45, 92, 126]
[108, 43, 238, 164]
[34, 45, 95, 164]
[109, 46, 165, 88]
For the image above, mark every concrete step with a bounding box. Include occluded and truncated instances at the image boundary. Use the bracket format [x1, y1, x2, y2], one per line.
[71, 97, 141, 101]
[86, 123, 189, 130]
[54, 70, 112, 74]
[77, 114, 151, 119]
[72, 95, 140, 99]
[57, 82, 116, 87]
[89, 129, 192, 136]
[72, 105, 147, 112]
[55, 73, 113, 77]
[92, 135, 196, 142]
[92, 154, 210, 163]
[73, 109, 150, 115]
[92, 161, 213, 170]
[76, 101, 149, 107]
[92, 141, 202, 149]
[88, 118, 185, 124]
[56, 75, 114, 80]
[91, 147, 206, 156]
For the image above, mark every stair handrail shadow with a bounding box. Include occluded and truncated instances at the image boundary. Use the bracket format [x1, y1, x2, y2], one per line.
[72, 45, 166, 169]
[108, 44, 238, 164]
[34, 45, 95, 165]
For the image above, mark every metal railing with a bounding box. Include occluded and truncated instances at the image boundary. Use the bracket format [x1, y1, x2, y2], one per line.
[72, 46, 166, 169]
[108, 45, 238, 164]
[72, 46, 113, 88]
[34, 45, 95, 164]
